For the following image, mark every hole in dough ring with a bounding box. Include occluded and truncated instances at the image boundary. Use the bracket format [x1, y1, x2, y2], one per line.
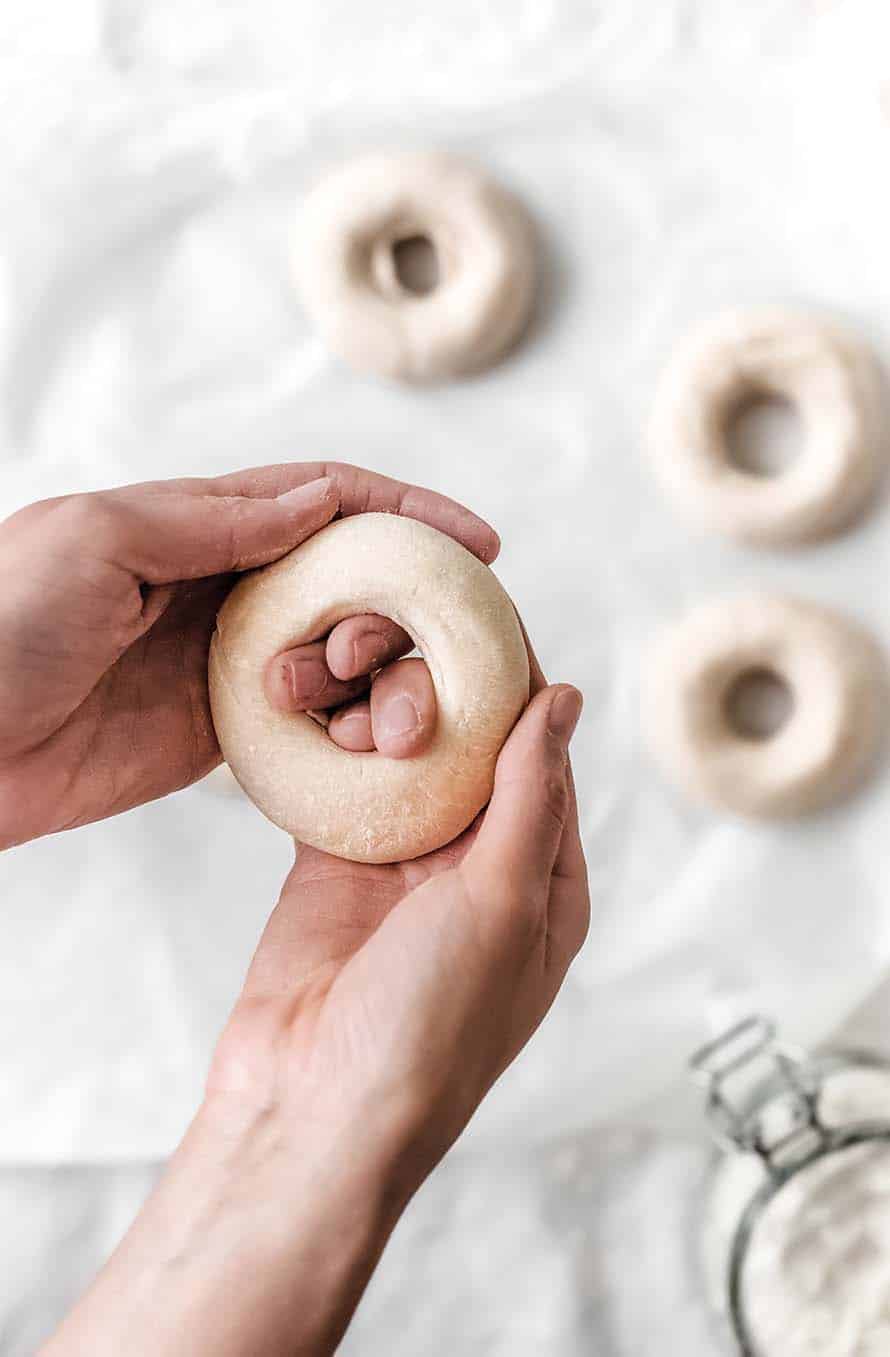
[208, 514, 530, 863]
[643, 594, 886, 818]
[291, 151, 537, 382]
[648, 308, 887, 545]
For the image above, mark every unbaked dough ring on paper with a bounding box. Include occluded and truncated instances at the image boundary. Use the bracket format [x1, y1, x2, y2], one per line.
[643, 594, 885, 818]
[291, 151, 537, 381]
[208, 514, 530, 863]
[649, 308, 886, 546]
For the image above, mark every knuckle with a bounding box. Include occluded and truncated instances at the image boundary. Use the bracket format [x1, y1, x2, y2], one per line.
[222, 496, 255, 565]
[567, 894, 591, 960]
[321, 462, 361, 507]
[517, 893, 548, 949]
[0, 497, 59, 538]
[463, 862, 545, 956]
[496, 891, 548, 964]
[497, 870, 548, 942]
[51, 492, 121, 553]
[541, 766, 569, 829]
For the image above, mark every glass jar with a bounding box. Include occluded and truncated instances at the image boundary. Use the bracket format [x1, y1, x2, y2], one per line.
[691, 1015, 890, 1356]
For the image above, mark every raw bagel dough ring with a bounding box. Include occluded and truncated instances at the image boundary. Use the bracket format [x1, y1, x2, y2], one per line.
[291, 151, 537, 382]
[643, 594, 885, 818]
[208, 513, 530, 862]
[648, 308, 886, 545]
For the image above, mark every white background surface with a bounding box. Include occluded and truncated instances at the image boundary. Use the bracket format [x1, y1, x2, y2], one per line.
[3, 0, 890, 1350]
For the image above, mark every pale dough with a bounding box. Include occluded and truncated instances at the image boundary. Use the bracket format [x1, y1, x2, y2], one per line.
[648, 307, 886, 545]
[291, 151, 537, 382]
[208, 513, 530, 862]
[643, 593, 886, 818]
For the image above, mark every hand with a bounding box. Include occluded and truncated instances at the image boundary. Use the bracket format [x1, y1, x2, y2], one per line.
[0, 462, 498, 849]
[43, 652, 588, 1357]
[211, 646, 587, 1159]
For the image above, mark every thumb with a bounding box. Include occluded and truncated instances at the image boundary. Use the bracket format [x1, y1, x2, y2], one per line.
[99, 474, 340, 584]
[466, 684, 583, 902]
[0, 476, 340, 762]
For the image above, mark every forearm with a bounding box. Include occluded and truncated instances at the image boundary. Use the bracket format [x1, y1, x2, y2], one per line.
[41, 1094, 416, 1357]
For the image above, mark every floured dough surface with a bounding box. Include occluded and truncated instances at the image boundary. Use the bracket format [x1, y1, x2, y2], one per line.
[643, 593, 886, 818]
[208, 514, 529, 862]
[649, 308, 886, 545]
[291, 151, 537, 382]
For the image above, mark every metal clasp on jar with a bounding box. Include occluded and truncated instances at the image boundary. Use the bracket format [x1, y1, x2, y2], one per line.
[690, 1015, 829, 1179]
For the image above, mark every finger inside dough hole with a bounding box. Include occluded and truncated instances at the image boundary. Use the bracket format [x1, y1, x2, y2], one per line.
[317, 652, 435, 758]
[724, 667, 794, 741]
[263, 642, 369, 714]
[369, 655, 435, 758]
[325, 612, 415, 681]
[725, 391, 804, 477]
[391, 234, 440, 295]
[327, 699, 374, 751]
[209, 512, 530, 860]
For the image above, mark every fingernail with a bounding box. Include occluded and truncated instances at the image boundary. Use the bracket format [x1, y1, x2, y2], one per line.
[275, 476, 336, 510]
[285, 657, 328, 701]
[548, 687, 582, 744]
[378, 693, 421, 740]
[352, 629, 387, 674]
[336, 708, 367, 725]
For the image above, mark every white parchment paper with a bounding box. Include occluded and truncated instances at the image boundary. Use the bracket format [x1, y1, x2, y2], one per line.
[3, 0, 890, 1166]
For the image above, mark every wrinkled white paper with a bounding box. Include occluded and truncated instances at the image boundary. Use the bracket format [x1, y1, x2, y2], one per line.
[3, 0, 890, 1165]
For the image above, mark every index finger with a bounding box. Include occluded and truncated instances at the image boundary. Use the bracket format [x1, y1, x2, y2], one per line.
[181, 461, 501, 566]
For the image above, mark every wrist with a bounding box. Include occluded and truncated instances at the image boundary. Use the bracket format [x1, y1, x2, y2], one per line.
[192, 1093, 411, 1353]
[196, 1081, 424, 1241]
[43, 1091, 422, 1357]
[202, 1000, 446, 1220]
[163, 1092, 416, 1356]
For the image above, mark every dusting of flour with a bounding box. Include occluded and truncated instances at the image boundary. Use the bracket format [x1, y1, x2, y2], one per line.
[702, 1066, 890, 1356]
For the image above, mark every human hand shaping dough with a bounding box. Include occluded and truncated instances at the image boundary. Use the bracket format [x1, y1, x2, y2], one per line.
[44, 644, 587, 1357]
[3, 465, 589, 1355]
[0, 462, 495, 849]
